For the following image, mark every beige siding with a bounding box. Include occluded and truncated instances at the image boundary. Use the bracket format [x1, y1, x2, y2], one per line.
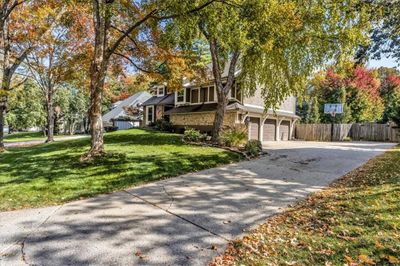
[243, 87, 296, 114]
[170, 111, 238, 126]
[243, 87, 264, 107]
[278, 96, 296, 113]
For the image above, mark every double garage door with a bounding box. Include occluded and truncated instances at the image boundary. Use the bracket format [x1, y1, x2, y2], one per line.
[249, 118, 290, 141]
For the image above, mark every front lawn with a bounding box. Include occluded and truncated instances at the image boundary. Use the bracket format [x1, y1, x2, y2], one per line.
[4, 131, 45, 142]
[3, 131, 70, 143]
[212, 146, 400, 266]
[0, 129, 242, 211]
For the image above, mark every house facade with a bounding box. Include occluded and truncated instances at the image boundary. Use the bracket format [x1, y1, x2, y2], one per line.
[142, 68, 300, 142]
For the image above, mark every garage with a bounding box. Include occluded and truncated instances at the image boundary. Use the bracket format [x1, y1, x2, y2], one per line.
[279, 121, 290, 141]
[249, 117, 260, 140]
[263, 119, 276, 141]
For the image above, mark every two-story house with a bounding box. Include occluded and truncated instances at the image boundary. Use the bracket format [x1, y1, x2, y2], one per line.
[142, 64, 300, 142]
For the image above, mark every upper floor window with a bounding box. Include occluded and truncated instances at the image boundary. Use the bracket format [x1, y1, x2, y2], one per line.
[230, 83, 242, 102]
[200, 87, 209, 103]
[176, 90, 185, 103]
[209, 86, 215, 102]
[191, 89, 199, 103]
[157, 86, 165, 97]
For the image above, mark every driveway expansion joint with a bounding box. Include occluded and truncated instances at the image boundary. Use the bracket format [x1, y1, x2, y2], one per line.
[123, 189, 230, 242]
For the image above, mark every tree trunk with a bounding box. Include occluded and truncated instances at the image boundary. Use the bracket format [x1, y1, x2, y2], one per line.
[87, 71, 105, 156]
[45, 92, 54, 143]
[212, 90, 228, 142]
[207, 37, 240, 143]
[0, 106, 5, 151]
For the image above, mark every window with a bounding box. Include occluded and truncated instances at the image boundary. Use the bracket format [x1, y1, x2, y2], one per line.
[176, 90, 184, 103]
[230, 83, 242, 102]
[146, 106, 154, 124]
[200, 87, 208, 103]
[185, 88, 191, 102]
[191, 88, 199, 103]
[208, 86, 215, 102]
[157, 86, 164, 97]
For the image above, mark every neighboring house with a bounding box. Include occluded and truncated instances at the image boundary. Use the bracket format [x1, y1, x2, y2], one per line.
[102, 91, 152, 130]
[142, 65, 300, 142]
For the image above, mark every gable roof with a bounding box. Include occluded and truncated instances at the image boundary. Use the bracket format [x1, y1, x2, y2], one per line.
[141, 93, 175, 107]
[102, 91, 152, 122]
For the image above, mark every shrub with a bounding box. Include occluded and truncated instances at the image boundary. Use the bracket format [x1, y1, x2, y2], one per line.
[154, 119, 173, 132]
[245, 140, 262, 157]
[183, 128, 206, 142]
[220, 125, 248, 147]
[104, 126, 118, 132]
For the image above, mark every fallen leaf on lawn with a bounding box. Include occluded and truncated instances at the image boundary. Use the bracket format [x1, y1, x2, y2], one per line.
[345, 255, 354, 264]
[387, 255, 400, 264]
[375, 241, 384, 249]
[358, 254, 375, 265]
[134, 250, 142, 257]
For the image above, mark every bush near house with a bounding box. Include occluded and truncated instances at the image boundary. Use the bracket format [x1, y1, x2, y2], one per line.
[183, 127, 207, 142]
[245, 140, 262, 157]
[220, 125, 248, 148]
[154, 119, 174, 132]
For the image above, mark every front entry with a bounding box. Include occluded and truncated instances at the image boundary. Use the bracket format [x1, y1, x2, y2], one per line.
[249, 117, 260, 140]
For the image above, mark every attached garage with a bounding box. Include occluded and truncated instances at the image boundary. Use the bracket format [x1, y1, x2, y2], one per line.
[263, 119, 276, 141]
[279, 121, 290, 141]
[249, 117, 260, 140]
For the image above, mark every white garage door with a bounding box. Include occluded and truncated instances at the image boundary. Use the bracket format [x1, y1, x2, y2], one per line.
[263, 119, 276, 141]
[249, 117, 260, 140]
[279, 121, 290, 141]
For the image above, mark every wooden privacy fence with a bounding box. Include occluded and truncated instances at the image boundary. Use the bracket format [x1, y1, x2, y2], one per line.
[295, 123, 400, 142]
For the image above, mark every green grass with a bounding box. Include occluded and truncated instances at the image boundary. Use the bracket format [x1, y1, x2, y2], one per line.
[213, 146, 400, 266]
[0, 129, 242, 211]
[3, 131, 46, 142]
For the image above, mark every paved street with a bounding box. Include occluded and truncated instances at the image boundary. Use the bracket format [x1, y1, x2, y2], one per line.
[0, 141, 395, 266]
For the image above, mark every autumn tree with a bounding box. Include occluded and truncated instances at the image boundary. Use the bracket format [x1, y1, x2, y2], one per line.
[378, 69, 400, 125]
[308, 65, 384, 123]
[161, 0, 370, 142]
[25, 2, 89, 142]
[83, 0, 217, 159]
[0, 0, 66, 149]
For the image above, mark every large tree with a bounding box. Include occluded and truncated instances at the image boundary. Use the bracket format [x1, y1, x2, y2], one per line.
[25, 3, 87, 142]
[162, 0, 370, 142]
[83, 0, 217, 159]
[0, 0, 65, 149]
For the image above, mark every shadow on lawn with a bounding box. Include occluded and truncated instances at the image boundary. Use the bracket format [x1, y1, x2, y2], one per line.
[0, 132, 240, 209]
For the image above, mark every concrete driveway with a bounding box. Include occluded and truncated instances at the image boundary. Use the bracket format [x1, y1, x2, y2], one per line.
[0, 141, 395, 265]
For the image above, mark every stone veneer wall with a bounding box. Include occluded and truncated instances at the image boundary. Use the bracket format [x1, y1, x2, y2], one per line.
[170, 111, 238, 127]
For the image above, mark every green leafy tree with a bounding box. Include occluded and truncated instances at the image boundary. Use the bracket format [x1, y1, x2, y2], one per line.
[54, 85, 89, 135]
[161, 0, 370, 142]
[6, 81, 45, 131]
[379, 72, 400, 125]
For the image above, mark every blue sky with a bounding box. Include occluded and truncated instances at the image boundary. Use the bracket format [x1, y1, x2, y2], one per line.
[367, 55, 399, 70]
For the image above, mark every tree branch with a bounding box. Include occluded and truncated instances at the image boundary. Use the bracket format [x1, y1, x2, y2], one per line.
[154, 0, 217, 20]
[4, 0, 27, 20]
[113, 51, 156, 74]
[107, 9, 158, 58]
